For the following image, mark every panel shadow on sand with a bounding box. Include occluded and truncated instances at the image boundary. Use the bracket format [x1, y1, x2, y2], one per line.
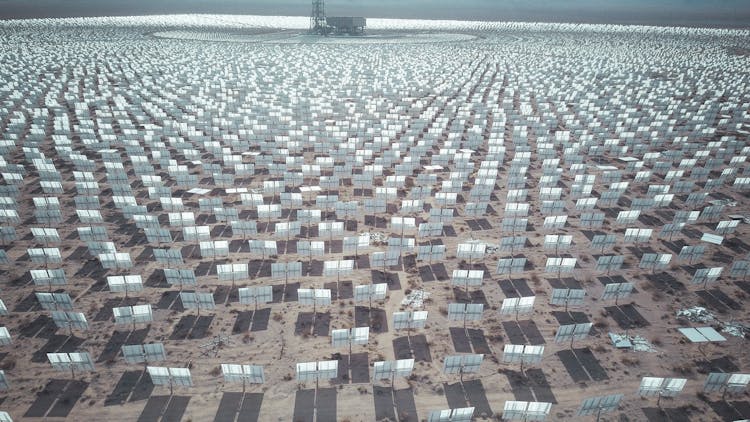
[393, 334, 431, 362]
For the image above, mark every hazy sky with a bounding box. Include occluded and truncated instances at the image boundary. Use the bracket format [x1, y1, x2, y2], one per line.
[1, 0, 749, 27]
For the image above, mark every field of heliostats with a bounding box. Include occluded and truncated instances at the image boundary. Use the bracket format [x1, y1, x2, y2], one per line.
[0, 14, 749, 422]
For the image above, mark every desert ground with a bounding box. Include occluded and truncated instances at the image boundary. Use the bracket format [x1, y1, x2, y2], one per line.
[0, 15, 749, 422]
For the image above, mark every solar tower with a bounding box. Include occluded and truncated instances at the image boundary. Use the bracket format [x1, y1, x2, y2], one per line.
[310, 0, 327, 34]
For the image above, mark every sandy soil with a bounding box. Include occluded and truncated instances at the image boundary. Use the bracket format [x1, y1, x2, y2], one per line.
[0, 17, 749, 422]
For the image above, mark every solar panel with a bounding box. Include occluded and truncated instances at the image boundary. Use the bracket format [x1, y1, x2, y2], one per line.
[500, 296, 536, 317]
[364, 198, 387, 214]
[417, 244, 446, 262]
[230, 220, 258, 237]
[297, 240, 325, 258]
[580, 212, 605, 229]
[443, 354, 484, 375]
[575, 197, 597, 211]
[217, 263, 250, 283]
[199, 198, 224, 212]
[554, 323, 592, 344]
[434, 192, 458, 207]
[164, 268, 196, 286]
[271, 261, 302, 280]
[577, 394, 624, 417]
[213, 207, 240, 223]
[418, 222, 444, 237]
[282, 192, 304, 208]
[107, 275, 144, 294]
[691, 267, 723, 287]
[545, 257, 576, 275]
[248, 240, 277, 258]
[465, 202, 488, 217]
[393, 311, 428, 330]
[678, 327, 726, 343]
[87, 241, 116, 256]
[51, 311, 89, 331]
[702, 233, 724, 245]
[499, 236, 527, 253]
[28, 248, 62, 265]
[145, 228, 172, 244]
[600, 282, 634, 301]
[35, 292, 73, 310]
[331, 327, 369, 348]
[730, 260, 750, 279]
[388, 237, 415, 253]
[0, 227, 16, 244]
[639, 253, 672, 271]
[30, 227, 61, 244]
[113, 305, 153, 325]
[122, 343, 167, 364]
[678, 245, 705, 263]
[323, 260, 354, 278]
[496, 258, 526, 276]
[539, 187, 562, 201]
[318, 221, 344, 239]
[543, 235, 572, 254]
[180, 292, 215, 311]
[371, 250, 400, 268]
[550, 288, 586, 307]
[98, 252, 133, 269]
[502, 345, 544, 365]
[704, 373, 733, 393]
[391, 216, 416, 234]
[0, 210, 20, 224]
[699, 205, 723, 221]
[638, 377, 686, 398]
[297, 289, 332, 306]
[450, 270, 484, 287]
[296, 360, 338, 382]
[409, 186, 431, 200]
[501, 217, 527, 234]
[456, 243, 486, 260]
[48, 352, 95, 373]
[725, 373, 750, 394]
[146, 366, 171, 385]
[624, 228, 652, 244]
[0, 327, 11, 346]
[168, 211, 195, 227]
[200, 240, 229, 259]
[502, 401, 552, 421]
[428, 407, 475, 422]
[715, 220, 739, 235]
[147, 366, 193, 388]
[429, 208, 454, 224]
[685, 193, 707, 206]
[447, 303, 483, 323]
[240, 193, 264, 208]
[343, 234, 370, 254]
[505, 203, 530, 217]
[238, 286, 273, 306]
[316, 194, 339, 209]
[596, 255, 624, 273]
[221, 364, 266, 384]
[353, 283, 387, 302]
[133, 214, 159, 230]
[372, 359, 415, 381]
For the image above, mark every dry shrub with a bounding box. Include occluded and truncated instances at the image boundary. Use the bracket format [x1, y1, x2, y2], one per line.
[621, 356, 640, 366]
[672, 363, 693, 375]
